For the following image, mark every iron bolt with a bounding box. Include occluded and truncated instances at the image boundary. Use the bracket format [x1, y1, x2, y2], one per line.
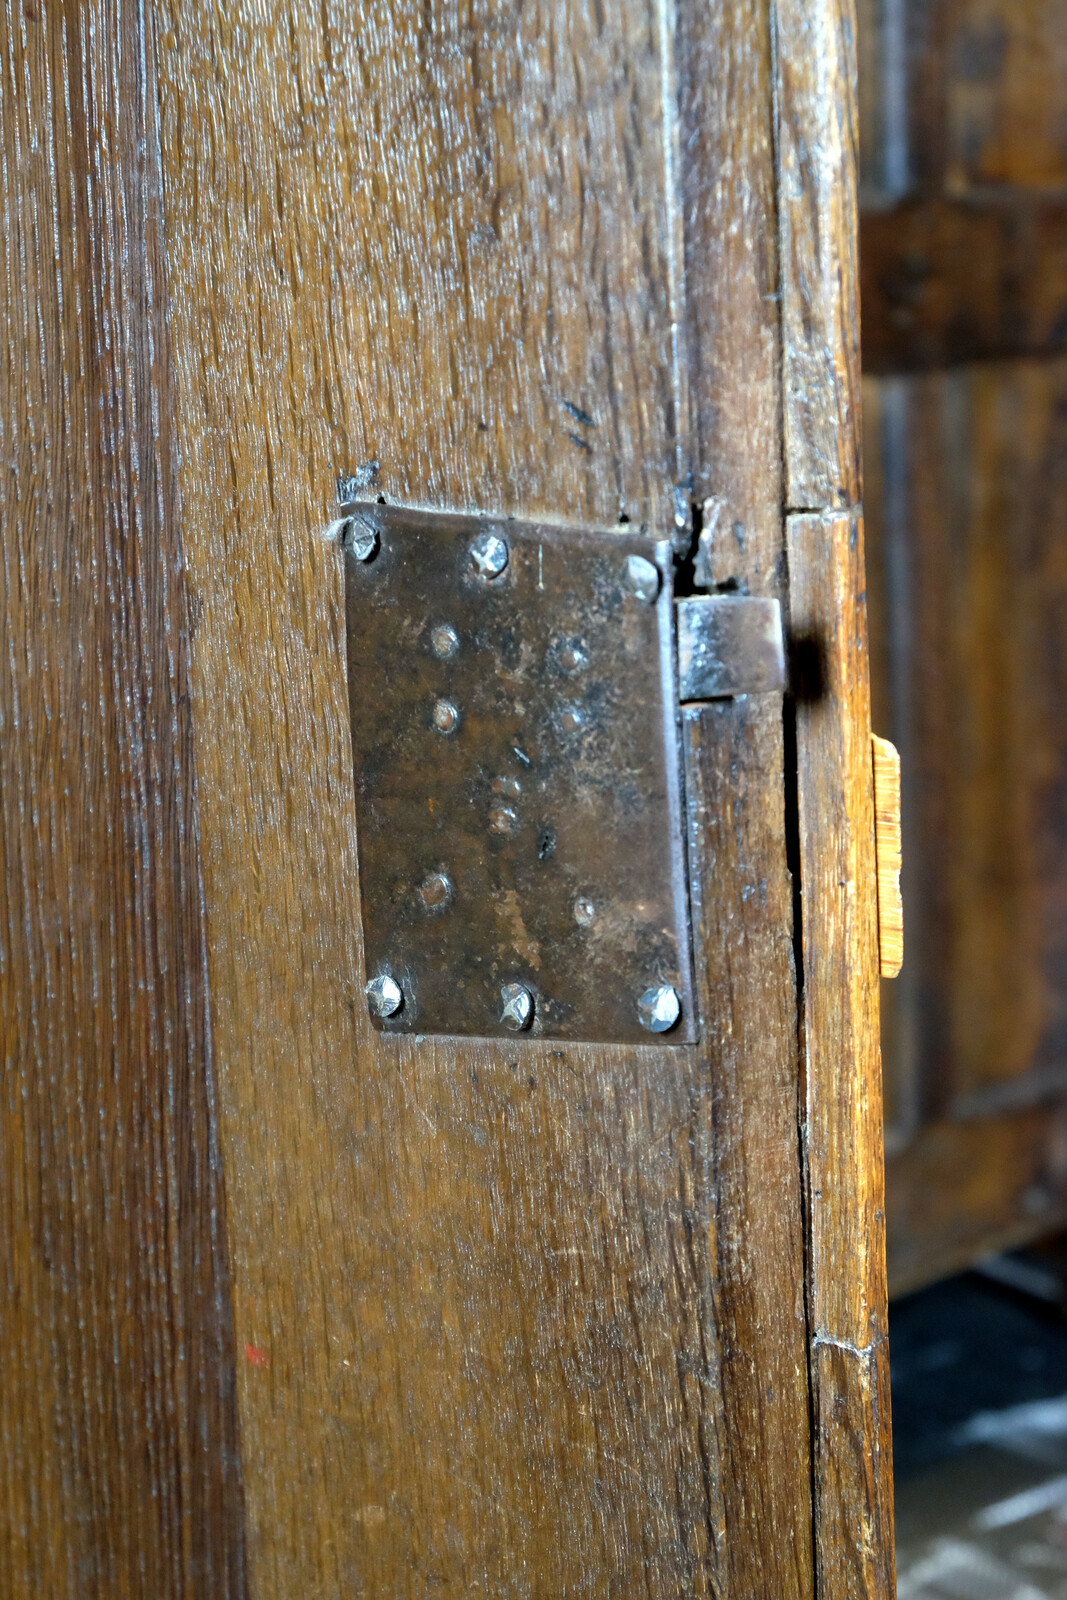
[625, 553, 659, 603]
[470, 530, 509, 579]
[433, 699, 460, 734]
[500, 982, 533, 1031]
[418, 872, 452, 909]
[430, 623, 460, 659]
[638, 984, 681, 1033]
[367, 973, 403, 1018]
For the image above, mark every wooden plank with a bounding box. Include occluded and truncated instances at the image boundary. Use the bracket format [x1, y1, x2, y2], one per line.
[775, 0, 863, 511]
[861, 197, 1067, 372]
[866, 360, 1067, 1277]
[0, 0, 244, 1595]
[788, 511, 895, 1600]
[872, 736, 903, 980]
[149, 0, 811, 1592]
[676, 0, 783, 590]
[685, 702, 814, 1600]
[887, 1104, 1067, 1296]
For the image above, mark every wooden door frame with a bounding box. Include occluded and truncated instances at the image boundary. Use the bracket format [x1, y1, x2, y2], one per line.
[2, 0, 893, 1594]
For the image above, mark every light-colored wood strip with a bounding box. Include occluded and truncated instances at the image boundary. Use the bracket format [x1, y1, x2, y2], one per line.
[872, 734, 903, 978]
[788, 511, 895, 1600]
[775, 0, 863, 510]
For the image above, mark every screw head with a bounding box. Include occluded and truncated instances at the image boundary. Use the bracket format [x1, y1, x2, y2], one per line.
[638, 984, 681, 1033]
[430, 623, 460, 659]
[573, 896, 596, 927]
[346, 516, 380, 562]
[470, 530, 509, 580]
[488, 804, 518, 835]
[418, 872, 452, 909]
[500, 982, 533, 1031]
[433, 698, 460, 734]
[625, 553, 660, 603]
[367, 973, 403, 1018]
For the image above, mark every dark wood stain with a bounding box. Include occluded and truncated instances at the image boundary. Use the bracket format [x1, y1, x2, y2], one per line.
[1, 0, 894, 1589]
[859, 0, 1067, 1293]
[0, 0, 245, 1593]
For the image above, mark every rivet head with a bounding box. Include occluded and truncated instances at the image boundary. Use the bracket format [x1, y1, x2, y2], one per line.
[418, 872, 452, 909]
[488, 804, 518, 835]
[638, 984, 681, 1033]
[433, 699, 460, 734]
[625, 553, 660, 603]
[500, 982, 533, 1031]
[558, 640, 587, 673]
[574, 896, 596, 927]
[470, 530, 509, 580]
[347, 516, 380, 562]
[491, 775, 521, 799]
[558, 706, 584, 735]
[367, 973, 403, 1018]
[430, 623, 459, 659]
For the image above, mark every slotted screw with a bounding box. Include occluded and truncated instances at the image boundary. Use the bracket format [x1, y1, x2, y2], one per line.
[500, 982, 533, 1032]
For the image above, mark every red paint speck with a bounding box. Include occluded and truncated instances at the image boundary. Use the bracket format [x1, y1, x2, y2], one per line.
[245, 1343, 270, 1367]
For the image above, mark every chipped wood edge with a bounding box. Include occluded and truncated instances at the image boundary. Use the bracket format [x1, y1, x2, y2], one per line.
[872, 734, 903, 978]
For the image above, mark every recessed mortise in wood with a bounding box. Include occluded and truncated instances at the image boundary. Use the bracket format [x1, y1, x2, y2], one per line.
[344, 502, 695, 1045]
[872, 733, 904, 978]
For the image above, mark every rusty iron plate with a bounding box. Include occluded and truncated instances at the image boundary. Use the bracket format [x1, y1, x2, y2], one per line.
[344, 502, 695, 1044]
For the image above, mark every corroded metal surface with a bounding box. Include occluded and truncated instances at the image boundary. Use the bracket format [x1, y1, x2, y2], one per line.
[676, 595, 786, 701]
[344, 503, 695, 1043]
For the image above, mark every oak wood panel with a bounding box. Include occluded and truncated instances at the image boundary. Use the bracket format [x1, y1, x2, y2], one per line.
[789, 512, 895, 1600]
[886, 1104, 1067, 1294]
[158, 0, 684, 537]
[865, 362, 1067, 1289]
[858, 0, 1067, 202]
[677, 0, 783, 591]
[153, 0, 822, 1593]
[861, 196, 1067, 372]
[0, 0, 244, 1594]
[684, 703, 814, 1600]
[776, 0, 864, 512]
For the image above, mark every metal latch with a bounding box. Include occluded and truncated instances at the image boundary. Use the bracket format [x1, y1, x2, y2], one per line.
[343, 503, 696, 1045]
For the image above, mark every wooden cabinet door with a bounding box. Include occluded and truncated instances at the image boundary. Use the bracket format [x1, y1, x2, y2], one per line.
[1, 1, 893, 1594]
[860, 0, 1067, 1294]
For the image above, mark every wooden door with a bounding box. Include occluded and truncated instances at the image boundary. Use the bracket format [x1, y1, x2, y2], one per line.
[860, 0, 1067, 1294]
[1, 1, 893, 1594]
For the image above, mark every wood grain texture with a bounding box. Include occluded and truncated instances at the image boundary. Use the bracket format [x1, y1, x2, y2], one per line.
[788, 512, 895, 1600]
[861, 196, 1067, 372]
[0, 0, 244, 1594]
[859, 0, 1067, 202]
[865, 363, 1067, 1285]
[886, 1104, 1067, 1295]
[157, 0, 684, 538]
[151, 0, 826, 1593]
[872, 735, 903, 980]
[676, 0, 784, 591]
[776, 0, 864, 512]
[685, 702, 814, 1600]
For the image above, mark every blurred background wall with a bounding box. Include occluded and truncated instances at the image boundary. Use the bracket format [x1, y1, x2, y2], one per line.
[858, 0, 1067, 1296]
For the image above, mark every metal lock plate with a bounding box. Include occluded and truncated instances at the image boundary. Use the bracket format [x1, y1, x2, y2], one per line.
[344, 503, 695, 1044]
